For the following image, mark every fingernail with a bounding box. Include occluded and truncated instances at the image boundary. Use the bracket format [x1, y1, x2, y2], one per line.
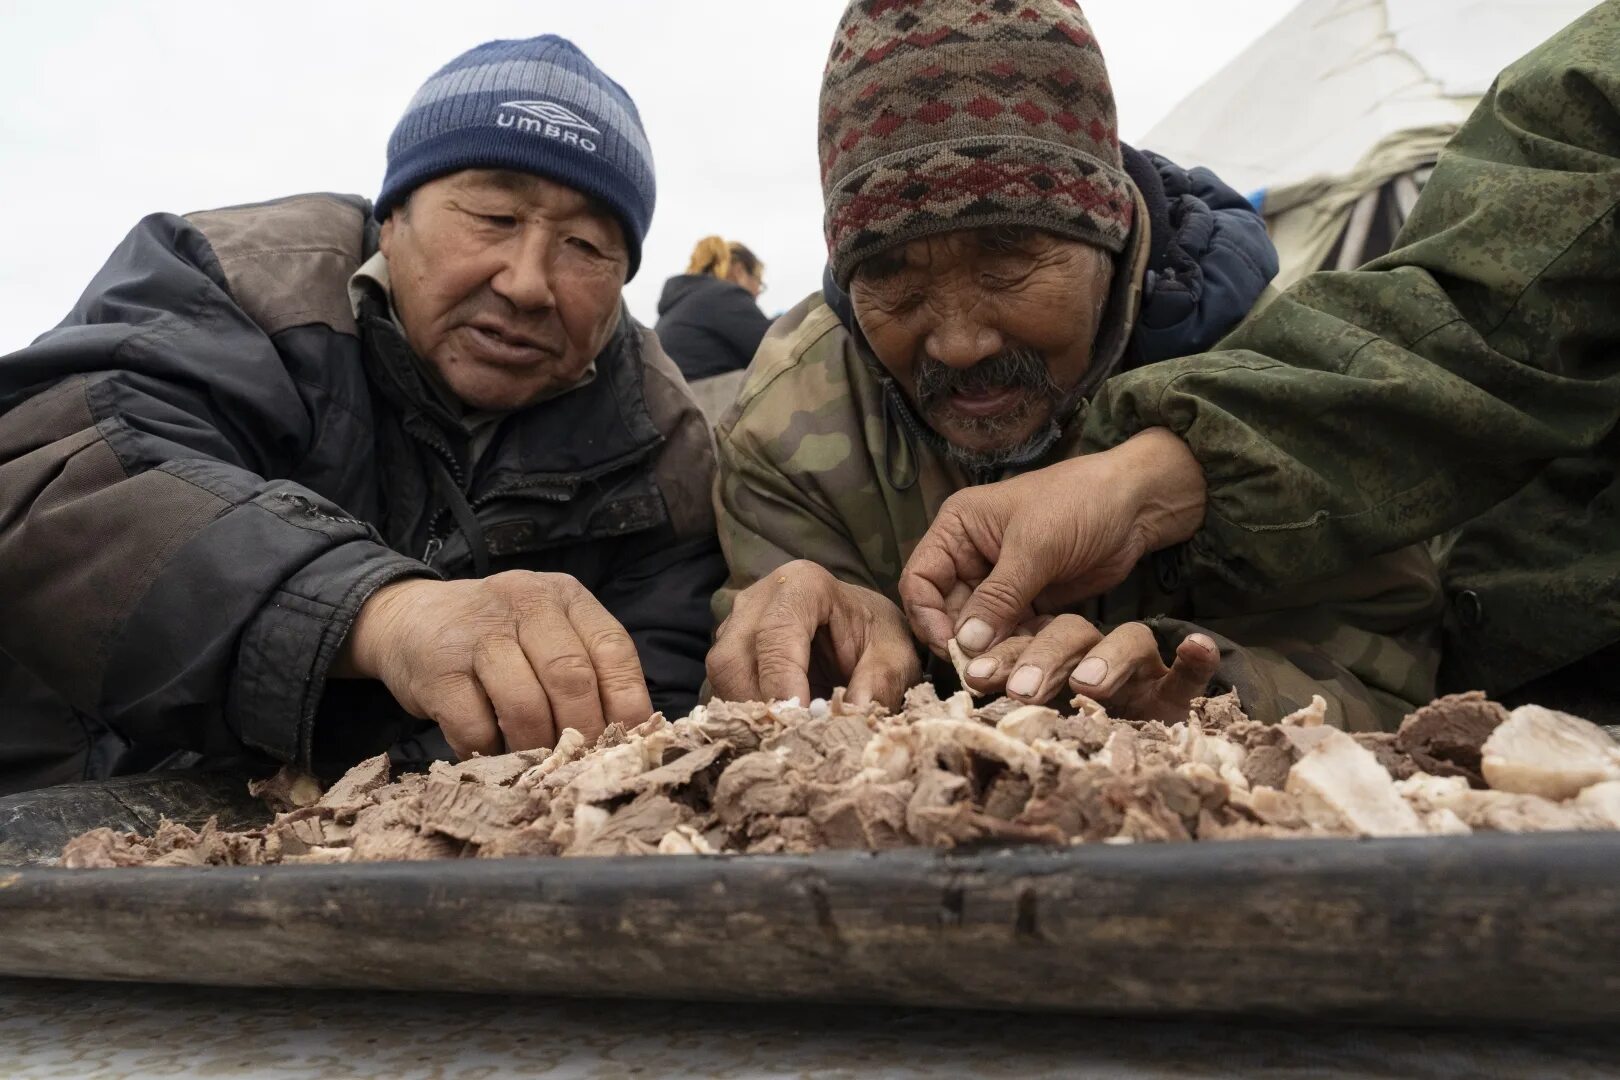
[1188, 634, 1216, 654]
[966, 657, 998, 680]
[1072, 658, 1108, 686]
[1008, 665, 1042, 697]
[957, 619, 993, 652]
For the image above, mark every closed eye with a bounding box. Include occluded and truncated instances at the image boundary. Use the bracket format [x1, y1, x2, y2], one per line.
[979, 271, 1025, 290]
[566, 236, 604, 257]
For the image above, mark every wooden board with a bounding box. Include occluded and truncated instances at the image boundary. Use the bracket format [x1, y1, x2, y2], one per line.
[0, 833, 1617, 1022]
[0, 771, 268, 867]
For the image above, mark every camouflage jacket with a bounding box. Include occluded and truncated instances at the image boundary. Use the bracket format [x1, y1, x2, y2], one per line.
[1081, 3, 1620, 700]
[715, 258, 1443, 729]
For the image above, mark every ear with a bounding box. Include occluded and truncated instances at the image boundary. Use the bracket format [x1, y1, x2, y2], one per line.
[378, 214, 397, 259]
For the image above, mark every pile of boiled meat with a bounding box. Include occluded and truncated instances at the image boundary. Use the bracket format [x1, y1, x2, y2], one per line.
[60, 686, 1620, 868]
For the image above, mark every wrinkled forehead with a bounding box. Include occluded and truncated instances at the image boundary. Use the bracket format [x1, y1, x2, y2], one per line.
[855, 225, 1088, 280]
[436, 168, 615, 223]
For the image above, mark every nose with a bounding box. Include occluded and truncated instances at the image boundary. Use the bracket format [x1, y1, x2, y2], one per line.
[490, 229, 556, 312]
[922, 302, 1003, 370]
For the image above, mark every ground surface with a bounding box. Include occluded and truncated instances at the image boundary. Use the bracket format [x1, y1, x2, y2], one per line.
[0, 978, 1616, 1079]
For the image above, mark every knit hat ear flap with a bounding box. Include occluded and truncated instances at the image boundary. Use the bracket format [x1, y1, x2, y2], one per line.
[818, 0, 1135, 287]
[377, 35, 657, 279]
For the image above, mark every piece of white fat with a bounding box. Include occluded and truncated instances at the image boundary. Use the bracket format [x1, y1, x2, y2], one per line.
[657, 825, 717, 855]
[996, 705, 1062, 745]
[947, 639, 985, 699]
[1280, 695, 1328, 728]
[1576, 781, 1620, 829]
[1481, 705, 1620, 801]
[1286, 728, 1426, 837]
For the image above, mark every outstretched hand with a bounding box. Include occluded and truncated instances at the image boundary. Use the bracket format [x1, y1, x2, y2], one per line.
[899, 427, 1207, 657]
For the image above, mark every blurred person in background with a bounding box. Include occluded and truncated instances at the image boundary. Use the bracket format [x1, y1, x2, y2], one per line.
[656, 236, 771, 422]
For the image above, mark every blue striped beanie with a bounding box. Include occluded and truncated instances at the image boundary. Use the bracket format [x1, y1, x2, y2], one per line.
[377, 35, 656, 278]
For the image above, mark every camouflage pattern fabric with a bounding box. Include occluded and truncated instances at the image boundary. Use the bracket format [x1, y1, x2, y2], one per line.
[713, 289, 1443, 732]
[1080, 2, 1620, 699]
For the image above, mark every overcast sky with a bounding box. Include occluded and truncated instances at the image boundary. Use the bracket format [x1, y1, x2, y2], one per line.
[0, 0, 1299, 352]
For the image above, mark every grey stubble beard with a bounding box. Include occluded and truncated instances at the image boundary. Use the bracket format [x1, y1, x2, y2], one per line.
[915, 346, 1082, 480]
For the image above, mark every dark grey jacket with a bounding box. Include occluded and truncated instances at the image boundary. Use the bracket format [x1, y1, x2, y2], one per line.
[654, 274, 771, 382]
[0, 193, 726, 795]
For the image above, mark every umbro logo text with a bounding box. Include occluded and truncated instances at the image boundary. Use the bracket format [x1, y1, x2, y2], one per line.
[495, 100, 601, 152]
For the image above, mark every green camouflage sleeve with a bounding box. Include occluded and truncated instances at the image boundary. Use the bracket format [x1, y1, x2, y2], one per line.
[710, 424, 883, 626]
[1080, 3, 1620, 591]
[1148, 545, 1444, 732]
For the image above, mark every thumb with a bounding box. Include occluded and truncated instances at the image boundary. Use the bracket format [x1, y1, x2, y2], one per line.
[952, 553, 1044, 655]
[1158, 633, 1222, 707]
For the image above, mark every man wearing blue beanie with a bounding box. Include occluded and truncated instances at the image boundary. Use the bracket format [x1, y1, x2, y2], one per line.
[0, 36, 725, 794]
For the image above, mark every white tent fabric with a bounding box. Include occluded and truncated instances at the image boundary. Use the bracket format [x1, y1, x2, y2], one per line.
[1141, 0, 1596, 286]
[1142, 0, 1596, 197]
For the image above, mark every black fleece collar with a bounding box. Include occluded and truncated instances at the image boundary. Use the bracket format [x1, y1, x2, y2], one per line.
[357, 294, 664, 488]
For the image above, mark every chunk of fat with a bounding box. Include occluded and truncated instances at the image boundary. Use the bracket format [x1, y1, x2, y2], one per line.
[1399, 771, 1592, 833]
[1481, 705, 1620, 800]
[1239, 785, 1315, 831]
[1423, 808, 1473, 836]
[516, 728, 588, 789]
[947, 640, 984, 699]
[1028, 738, 1087, 771]
[1391, 776, 1476, 836]
[564, 742, 647, 803]
[1395, 773, 1472, 807]
[1285, 728, 1426, 837]
[571, 804, 611, 847]
[1175, 724, 1250, 792]
[1092, 729, 1138, 774]
[1280, 695, 1328, 728]
[1577, 782, 1620, 828]
[1069, 693, 1110, 723]
[997, 705, 1061, 745]
[657, 825, 717, 855]
[861, 723, 916, 782]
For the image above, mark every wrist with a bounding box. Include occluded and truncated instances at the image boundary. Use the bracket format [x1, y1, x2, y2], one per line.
[1115, 428, 1206, 553]
[333, 577, 431, 680]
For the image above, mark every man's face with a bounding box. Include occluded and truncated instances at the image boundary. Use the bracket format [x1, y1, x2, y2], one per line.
[849, 228, 1112, 469]
[380, 169, 629, 412]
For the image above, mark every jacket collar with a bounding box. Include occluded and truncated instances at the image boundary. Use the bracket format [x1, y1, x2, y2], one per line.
[357, 292, 664, 490]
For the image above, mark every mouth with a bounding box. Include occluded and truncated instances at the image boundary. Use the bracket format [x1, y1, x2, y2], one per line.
[942, 385, 1029, 419]
[462, 322, 555, 367]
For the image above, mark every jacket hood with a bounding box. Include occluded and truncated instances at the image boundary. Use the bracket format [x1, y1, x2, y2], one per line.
[657, 273, 739, 318]
[1118, 145, 1280, 367]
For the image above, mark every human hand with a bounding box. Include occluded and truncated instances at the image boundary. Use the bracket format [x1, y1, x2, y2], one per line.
[706, 560, 921, 709]
[335, 572, 653, 757]
[899, 428, 1206, 657]
[960, 617, 1220, 723]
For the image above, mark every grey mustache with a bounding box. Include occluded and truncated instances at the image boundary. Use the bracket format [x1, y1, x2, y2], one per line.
[914, 347, 1059, 409]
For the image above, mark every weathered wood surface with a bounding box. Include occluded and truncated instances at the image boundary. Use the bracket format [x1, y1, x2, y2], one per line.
[0, 772, 268, 867]
[0, 834, 1617, 1022]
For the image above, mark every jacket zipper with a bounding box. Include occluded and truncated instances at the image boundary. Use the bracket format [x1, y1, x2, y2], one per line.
[407, 419, 466, 564]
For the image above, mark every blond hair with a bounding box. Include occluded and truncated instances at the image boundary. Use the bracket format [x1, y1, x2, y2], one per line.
[686, 236, 734, 278]
[687, 236, 763, 281]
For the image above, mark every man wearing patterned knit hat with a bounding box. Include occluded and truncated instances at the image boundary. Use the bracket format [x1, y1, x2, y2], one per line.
[707, 0, 1445, 733]
[0, 36, 725, 794]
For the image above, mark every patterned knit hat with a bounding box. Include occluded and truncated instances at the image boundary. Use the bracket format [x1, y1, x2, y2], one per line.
[819, 0, 1134, 286]
[377, 36, 656, 279]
